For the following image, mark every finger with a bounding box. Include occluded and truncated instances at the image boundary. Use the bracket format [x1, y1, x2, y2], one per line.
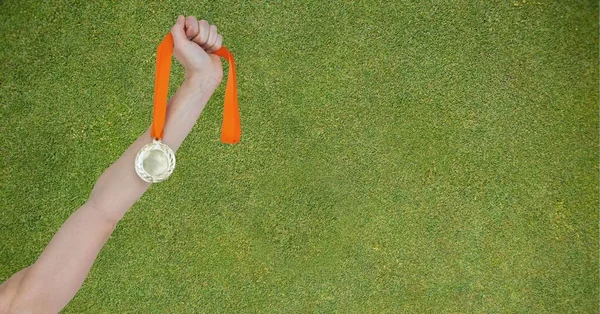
[206, 34, 223, 54]
[170, 15, 187, 46]
[184, 16, 199, 39]
[201, 25, 218, 50]
[192, 20, 210, 46]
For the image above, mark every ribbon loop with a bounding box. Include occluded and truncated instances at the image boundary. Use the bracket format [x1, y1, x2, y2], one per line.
[150, 33, 241, 144]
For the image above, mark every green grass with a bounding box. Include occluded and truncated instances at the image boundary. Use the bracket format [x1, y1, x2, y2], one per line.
[1, 0, 598, 312]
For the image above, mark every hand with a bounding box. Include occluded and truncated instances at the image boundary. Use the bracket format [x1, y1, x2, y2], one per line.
[170, 16, 224, 88]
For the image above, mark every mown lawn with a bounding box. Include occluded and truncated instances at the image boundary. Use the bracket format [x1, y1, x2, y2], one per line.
[1, 1, 598, 312]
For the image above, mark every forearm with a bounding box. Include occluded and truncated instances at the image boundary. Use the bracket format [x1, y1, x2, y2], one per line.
[90, 76, 217, 221]
[7, 76, 217, 313]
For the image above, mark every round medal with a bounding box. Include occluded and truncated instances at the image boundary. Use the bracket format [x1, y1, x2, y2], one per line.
[135, 140, 175, 183]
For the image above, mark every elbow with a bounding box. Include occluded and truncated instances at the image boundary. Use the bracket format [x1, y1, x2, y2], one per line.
[2, 268, 53, 314]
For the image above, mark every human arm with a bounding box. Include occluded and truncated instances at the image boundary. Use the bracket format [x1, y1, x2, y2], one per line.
[0, 16, 221, 314]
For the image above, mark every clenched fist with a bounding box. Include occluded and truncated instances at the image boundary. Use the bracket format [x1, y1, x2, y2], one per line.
[171, 15, 224, 88]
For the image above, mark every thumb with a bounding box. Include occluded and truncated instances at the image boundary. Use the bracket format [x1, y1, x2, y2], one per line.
[170, 15, 187, 45]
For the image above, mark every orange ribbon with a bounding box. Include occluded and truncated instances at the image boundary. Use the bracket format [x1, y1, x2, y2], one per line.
[213, 47, 241, 144]
[150, 33, 241, 144]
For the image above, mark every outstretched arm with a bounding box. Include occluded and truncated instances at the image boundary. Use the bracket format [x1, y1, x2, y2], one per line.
[0, 16, 223, 314]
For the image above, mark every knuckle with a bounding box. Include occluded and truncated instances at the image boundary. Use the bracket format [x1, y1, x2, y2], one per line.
[203, 35, 217, 48]
[195, 34, 207, 44]
[185, 16, 196, 26]
[186, 26, 198, 38]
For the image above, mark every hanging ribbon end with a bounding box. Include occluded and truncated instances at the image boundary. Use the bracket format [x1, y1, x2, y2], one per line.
[214, 46, 241, 145]
[220, 132, 241, 145]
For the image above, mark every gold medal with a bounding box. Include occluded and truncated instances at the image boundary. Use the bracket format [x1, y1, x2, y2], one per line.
[135, 140, 175, 183]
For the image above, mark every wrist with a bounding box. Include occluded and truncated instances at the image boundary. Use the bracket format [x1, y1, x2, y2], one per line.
[184, 72, 221, 92]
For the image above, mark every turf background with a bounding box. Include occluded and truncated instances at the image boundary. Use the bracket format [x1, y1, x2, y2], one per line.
[1, 1, 598, 312]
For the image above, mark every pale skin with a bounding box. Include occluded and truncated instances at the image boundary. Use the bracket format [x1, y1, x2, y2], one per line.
[0, 16, 224, 314]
